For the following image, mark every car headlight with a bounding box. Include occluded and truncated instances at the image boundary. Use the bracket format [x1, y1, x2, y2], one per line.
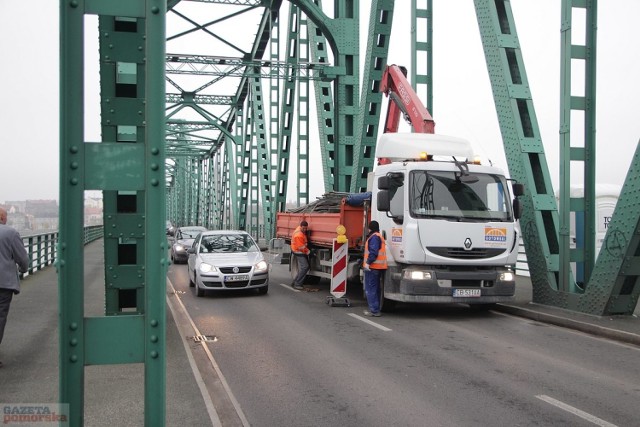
[402, 270, 433, 280]
[199, 263, 216, 273]
[175, 244, 186, 252]
[500, 272, 514, 282]
[255, 260, 268, 272]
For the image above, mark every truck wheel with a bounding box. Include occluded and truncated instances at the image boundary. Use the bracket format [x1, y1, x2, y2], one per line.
[379, 275, 396, 312]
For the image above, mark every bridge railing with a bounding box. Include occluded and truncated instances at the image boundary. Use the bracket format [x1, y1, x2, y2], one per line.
[20, 225, 104, 278]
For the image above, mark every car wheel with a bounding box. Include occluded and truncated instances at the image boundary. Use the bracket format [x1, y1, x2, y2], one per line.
[196, 284, 205, 297]
[257, 285, 268, 295]
[189, 270, 195, 287]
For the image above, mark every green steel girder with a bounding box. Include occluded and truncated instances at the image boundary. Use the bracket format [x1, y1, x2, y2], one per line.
[587, 142, 640, 314]
[559, 0, 598, 291]
[166, 53, 326, 80]
[308, 0, 335, 193]
[269, 9, 281, 218]
[474, 0, 566, 301]
[473, 0, 640, 316]
[274, 5, 305, 211]
[237, 104, 253, 231]
[60, 1, 167, 425]
[411, 0, 434, 116]
[166, 93, 234, 105]
[352, 0, 395, 193]
[291, 0, 360, 192]
[248, 73, 274, 237]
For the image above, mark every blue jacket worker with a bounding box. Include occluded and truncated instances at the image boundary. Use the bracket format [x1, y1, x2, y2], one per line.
[362, 220, 387, 317]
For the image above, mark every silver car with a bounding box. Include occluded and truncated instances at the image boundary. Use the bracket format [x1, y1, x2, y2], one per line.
[171, 226, 207, 264]
[187, 230, 269, 297]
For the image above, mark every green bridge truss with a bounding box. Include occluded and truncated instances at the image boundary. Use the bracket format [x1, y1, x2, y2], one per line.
[58, 1, 639, 425]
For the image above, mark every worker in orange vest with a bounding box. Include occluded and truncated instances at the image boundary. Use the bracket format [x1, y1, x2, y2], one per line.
[362, 220, 387, 317]
[291, 220, 310, 290]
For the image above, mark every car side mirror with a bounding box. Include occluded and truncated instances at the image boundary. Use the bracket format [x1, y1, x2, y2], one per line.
[187, 248, 195, 254]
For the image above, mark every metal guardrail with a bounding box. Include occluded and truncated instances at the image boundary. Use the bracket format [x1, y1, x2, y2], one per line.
[20, 225, 104, 278]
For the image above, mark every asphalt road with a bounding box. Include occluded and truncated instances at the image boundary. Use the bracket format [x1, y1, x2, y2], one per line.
[168, 260, 640, 427]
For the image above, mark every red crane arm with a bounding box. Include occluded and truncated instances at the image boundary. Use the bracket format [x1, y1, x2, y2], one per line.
[380, 64, 435, 134]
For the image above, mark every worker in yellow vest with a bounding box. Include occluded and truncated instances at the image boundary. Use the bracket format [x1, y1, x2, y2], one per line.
[362, 220, 387, 317]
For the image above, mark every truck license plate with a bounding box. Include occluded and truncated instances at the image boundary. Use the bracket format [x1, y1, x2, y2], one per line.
[225, 274, 249, 282]
[453, 288, 481, 297]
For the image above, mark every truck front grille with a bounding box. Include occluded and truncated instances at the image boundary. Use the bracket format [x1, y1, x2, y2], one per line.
[427, 247, 506, 259]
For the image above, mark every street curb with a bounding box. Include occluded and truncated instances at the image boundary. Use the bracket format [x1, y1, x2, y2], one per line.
[494, 304, 640, 347]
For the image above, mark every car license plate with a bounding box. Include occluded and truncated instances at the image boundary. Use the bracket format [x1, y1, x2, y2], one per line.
[453, 288, 481, 297]
[225, 274, 249, 282]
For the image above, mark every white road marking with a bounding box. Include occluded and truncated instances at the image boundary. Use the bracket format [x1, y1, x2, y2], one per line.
[280, 282, 301, 292]
[348, 313, 392, 331]
[167, 278, 250, 427]
[536, 395, 618, 427]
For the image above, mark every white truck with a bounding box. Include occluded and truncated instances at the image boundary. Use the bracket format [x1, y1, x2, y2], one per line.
[276, 65, 524, 311]
[370, 132, 523, 310]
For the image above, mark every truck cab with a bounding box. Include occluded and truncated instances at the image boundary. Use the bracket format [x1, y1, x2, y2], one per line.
[372, 133, 524, 309]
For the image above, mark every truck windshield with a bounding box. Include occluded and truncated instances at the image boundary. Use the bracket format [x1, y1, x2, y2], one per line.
[409, 170, 512, 221]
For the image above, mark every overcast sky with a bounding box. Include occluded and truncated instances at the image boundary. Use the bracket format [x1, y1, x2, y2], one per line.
[1, 1, 638, 204]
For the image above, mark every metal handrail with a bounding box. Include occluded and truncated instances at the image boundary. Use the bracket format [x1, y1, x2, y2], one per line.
[19, 225, 104, 278]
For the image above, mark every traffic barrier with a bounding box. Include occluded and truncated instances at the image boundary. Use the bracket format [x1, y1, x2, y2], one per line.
[327, 238, 350, 307]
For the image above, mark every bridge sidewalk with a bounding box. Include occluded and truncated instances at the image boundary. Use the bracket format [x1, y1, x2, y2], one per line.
[0, 240, 214, 426]
[494, 275, 640, 347]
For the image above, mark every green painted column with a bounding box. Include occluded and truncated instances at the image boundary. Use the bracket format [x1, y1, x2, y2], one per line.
[59, 1, 166, 425]
[59, 2, 86, 424]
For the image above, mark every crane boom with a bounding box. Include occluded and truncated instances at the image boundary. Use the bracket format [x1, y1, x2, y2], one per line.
[380, 64, 435, 134]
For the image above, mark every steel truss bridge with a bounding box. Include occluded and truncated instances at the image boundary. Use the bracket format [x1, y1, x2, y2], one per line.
[58, 1, 639, 425]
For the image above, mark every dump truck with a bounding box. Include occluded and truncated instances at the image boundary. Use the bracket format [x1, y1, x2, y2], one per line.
[275, 65, 524, 310]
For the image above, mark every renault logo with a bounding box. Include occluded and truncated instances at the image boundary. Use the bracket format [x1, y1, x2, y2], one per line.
[233, 266, 239, 273]
[464, 238, 472, 250]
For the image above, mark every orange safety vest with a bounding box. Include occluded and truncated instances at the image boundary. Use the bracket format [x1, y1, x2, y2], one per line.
[291, 226, 309, 255]
[363, 232, 387, 269]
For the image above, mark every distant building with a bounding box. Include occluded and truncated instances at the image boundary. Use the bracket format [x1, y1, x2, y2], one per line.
[1, 203, 28, 232]
[85, 196, 103, 226]
[26, 199, 58, 218]
[2, 194, 106, 233]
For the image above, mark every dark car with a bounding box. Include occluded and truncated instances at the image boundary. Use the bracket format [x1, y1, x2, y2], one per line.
[166, 220, 176, 237]
[170, 226, 207, 264]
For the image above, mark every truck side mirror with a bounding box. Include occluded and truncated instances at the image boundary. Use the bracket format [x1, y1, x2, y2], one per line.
[377, 190, 390, 212]
[378, 176, 390, 190]
[512, 198, 523, 220]
[512, 183, 525, 197]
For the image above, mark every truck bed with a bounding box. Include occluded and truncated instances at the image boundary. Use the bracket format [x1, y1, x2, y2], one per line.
[275, 194, 369, 249]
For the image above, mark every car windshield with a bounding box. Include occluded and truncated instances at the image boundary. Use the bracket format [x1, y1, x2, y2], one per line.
[179, 228, 206, 239]
[199, 234, 259, 253]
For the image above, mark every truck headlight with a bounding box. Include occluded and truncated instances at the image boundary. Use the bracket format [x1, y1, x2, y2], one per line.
[403, 270, 432, 280]
[500, 272, 514, 282]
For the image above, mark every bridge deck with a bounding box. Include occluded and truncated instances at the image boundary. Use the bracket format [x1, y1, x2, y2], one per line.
[0, 240, 213, 426]
[1, 240, 639, 426]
